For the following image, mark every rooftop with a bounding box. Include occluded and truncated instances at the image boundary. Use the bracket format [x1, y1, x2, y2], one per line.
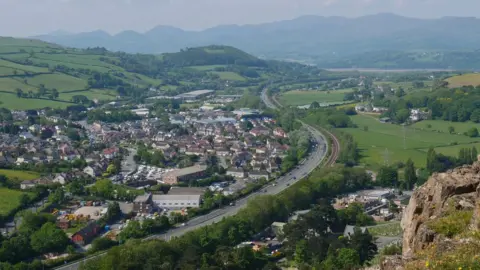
[177, 90, 214, 97]
[152, 194, 201, 201]
[165, 165, 207, 177]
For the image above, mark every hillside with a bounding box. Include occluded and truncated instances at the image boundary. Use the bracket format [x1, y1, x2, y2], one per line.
[33, 13, 480, 68]
[0, 38, 327, 110]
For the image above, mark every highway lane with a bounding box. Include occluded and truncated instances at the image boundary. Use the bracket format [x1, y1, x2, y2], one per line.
[55, 90, 328, 270]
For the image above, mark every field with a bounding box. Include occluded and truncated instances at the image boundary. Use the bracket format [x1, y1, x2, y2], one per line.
[411, 120, 480, 135]
[278, 89, 353, 106]
[368, 222, 402, 237]
[0, 188, 30, 216]
[343, 114, 480, 168]
[0, 169, 40, 183]
[446, 73, 480, 88]
[212, 71, 246, 81]
[0, 92, 73, 110]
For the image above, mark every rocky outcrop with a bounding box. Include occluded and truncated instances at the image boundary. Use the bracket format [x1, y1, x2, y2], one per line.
[401, 162, 480, 259]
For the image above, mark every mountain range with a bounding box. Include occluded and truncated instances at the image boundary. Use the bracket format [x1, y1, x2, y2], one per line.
[33, 13, 480, 67]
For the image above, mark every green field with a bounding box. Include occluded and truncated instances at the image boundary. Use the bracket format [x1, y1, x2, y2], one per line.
[0, 188, 31, 216]
[27, 73, 87, 92]
[189, 65, 226, 71]
[446, 73, 480, 88]
[343, 115, 480, 168]
[60, 89, 117, 102]
[0, 92, 73, 110]
[279, 89, 353, 106]
[411, 120, 480, 135]
[212, 71, 246, 81]
[0, 169, 40, 183]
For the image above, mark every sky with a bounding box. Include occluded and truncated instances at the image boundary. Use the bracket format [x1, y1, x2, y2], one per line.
[0, 0, 476, 37]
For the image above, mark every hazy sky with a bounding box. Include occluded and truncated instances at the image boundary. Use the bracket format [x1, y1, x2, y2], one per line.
[0, 0, 476, 36]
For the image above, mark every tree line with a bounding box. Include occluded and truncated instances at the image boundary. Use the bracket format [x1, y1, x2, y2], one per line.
[80, 166, 372, 270]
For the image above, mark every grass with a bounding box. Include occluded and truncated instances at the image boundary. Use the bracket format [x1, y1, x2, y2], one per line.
[368, 222, 402, 237]
[0, 77, 38, 93]
[0, 92, 72, 110]
[211, 71, 246, 81]
[60, 89, 117, 102]
[0, 169, 40, 183]
[427, 210, 473, 238]
[0, 188, 31, 216]
[446, 73, 480, 88]
[189, 65, 226, 71]
[412, 119, 480, 135]
[27, 73, 87, 92]
[279, 88, 354, 106]
[342, 114, 480, 168]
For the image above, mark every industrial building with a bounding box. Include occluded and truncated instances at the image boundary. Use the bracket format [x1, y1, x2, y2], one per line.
[152, 194, 201, 209]
[162, 165, 208, 185]
[152, 187, 205, 209]
[175, 90, 214, 101]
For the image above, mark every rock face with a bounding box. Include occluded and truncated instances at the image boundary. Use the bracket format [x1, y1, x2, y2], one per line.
[401, 162, 480, 259]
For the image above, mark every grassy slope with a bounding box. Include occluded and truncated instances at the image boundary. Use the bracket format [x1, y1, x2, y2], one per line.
[0, 38, 266, 109]
[279, 89, 353, 106]
[343, 114, 480, 168]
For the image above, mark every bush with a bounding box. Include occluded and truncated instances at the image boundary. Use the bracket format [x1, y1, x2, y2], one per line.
[427, 210, 473, 238]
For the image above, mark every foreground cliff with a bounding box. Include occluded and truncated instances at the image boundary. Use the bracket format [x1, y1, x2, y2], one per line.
[383, 162, 480, 269]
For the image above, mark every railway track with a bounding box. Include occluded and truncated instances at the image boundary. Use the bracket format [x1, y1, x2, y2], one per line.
[263, 89, 340, 166]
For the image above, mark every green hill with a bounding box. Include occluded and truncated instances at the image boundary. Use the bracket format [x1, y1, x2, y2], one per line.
[0, 38, 327, 110]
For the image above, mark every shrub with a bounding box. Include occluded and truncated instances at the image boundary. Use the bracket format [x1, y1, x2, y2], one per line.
[427, 210, 473, 238]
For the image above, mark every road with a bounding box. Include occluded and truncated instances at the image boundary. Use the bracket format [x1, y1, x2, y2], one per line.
[55, 91, 330, 270]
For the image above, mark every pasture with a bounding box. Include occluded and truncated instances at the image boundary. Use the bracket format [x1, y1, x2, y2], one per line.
[279, 89, 353, 106]
[446, 73, 480, 88]
[0, 188, 31, 216]
[212, 71, 246, 81]
[343, 114, 480, 168]
[0, 169, 41, 183]
[0, 92, 72, 110]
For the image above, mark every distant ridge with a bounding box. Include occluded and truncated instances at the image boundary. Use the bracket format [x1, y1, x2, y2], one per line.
[32, 13, 480, 66]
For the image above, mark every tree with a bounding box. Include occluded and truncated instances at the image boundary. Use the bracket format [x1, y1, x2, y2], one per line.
[377, 166, 398, 187]
[15, 88, 23, 98]
[336, 248, 360, 270]
[426, 147, 437, 172]
[402, 158, 417, 190]
[466, 127, 479, 138]
[294, 239, 308, 264]
[30, 222, 69, 254]
[473, 146, 478, 162]
[48, 188, 65, 204]
[448, 126, 455, 134]
[310, 101, 320, 109]
[90, 238, 117, 253]
[363, 126, 368, 132]
[19, 193, 30, 207]
[395, 87, 405, 97]
[51, 89, 59, 100]
[349, 227, 377, 264]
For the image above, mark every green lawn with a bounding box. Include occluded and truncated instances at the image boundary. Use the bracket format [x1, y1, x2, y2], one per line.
[211, 71, 246, 81]
[279, 89, 353, 106]
[0, 169, 40, 183]
[412, 120, 480, 135]
[0, 188, 31, 216]
[343, 115, 480, 168]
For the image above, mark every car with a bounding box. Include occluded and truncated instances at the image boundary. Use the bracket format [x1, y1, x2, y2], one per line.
[286, 183, 291, 186]
[293, 176, 297, 180]
[181, 223, 187, 227]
